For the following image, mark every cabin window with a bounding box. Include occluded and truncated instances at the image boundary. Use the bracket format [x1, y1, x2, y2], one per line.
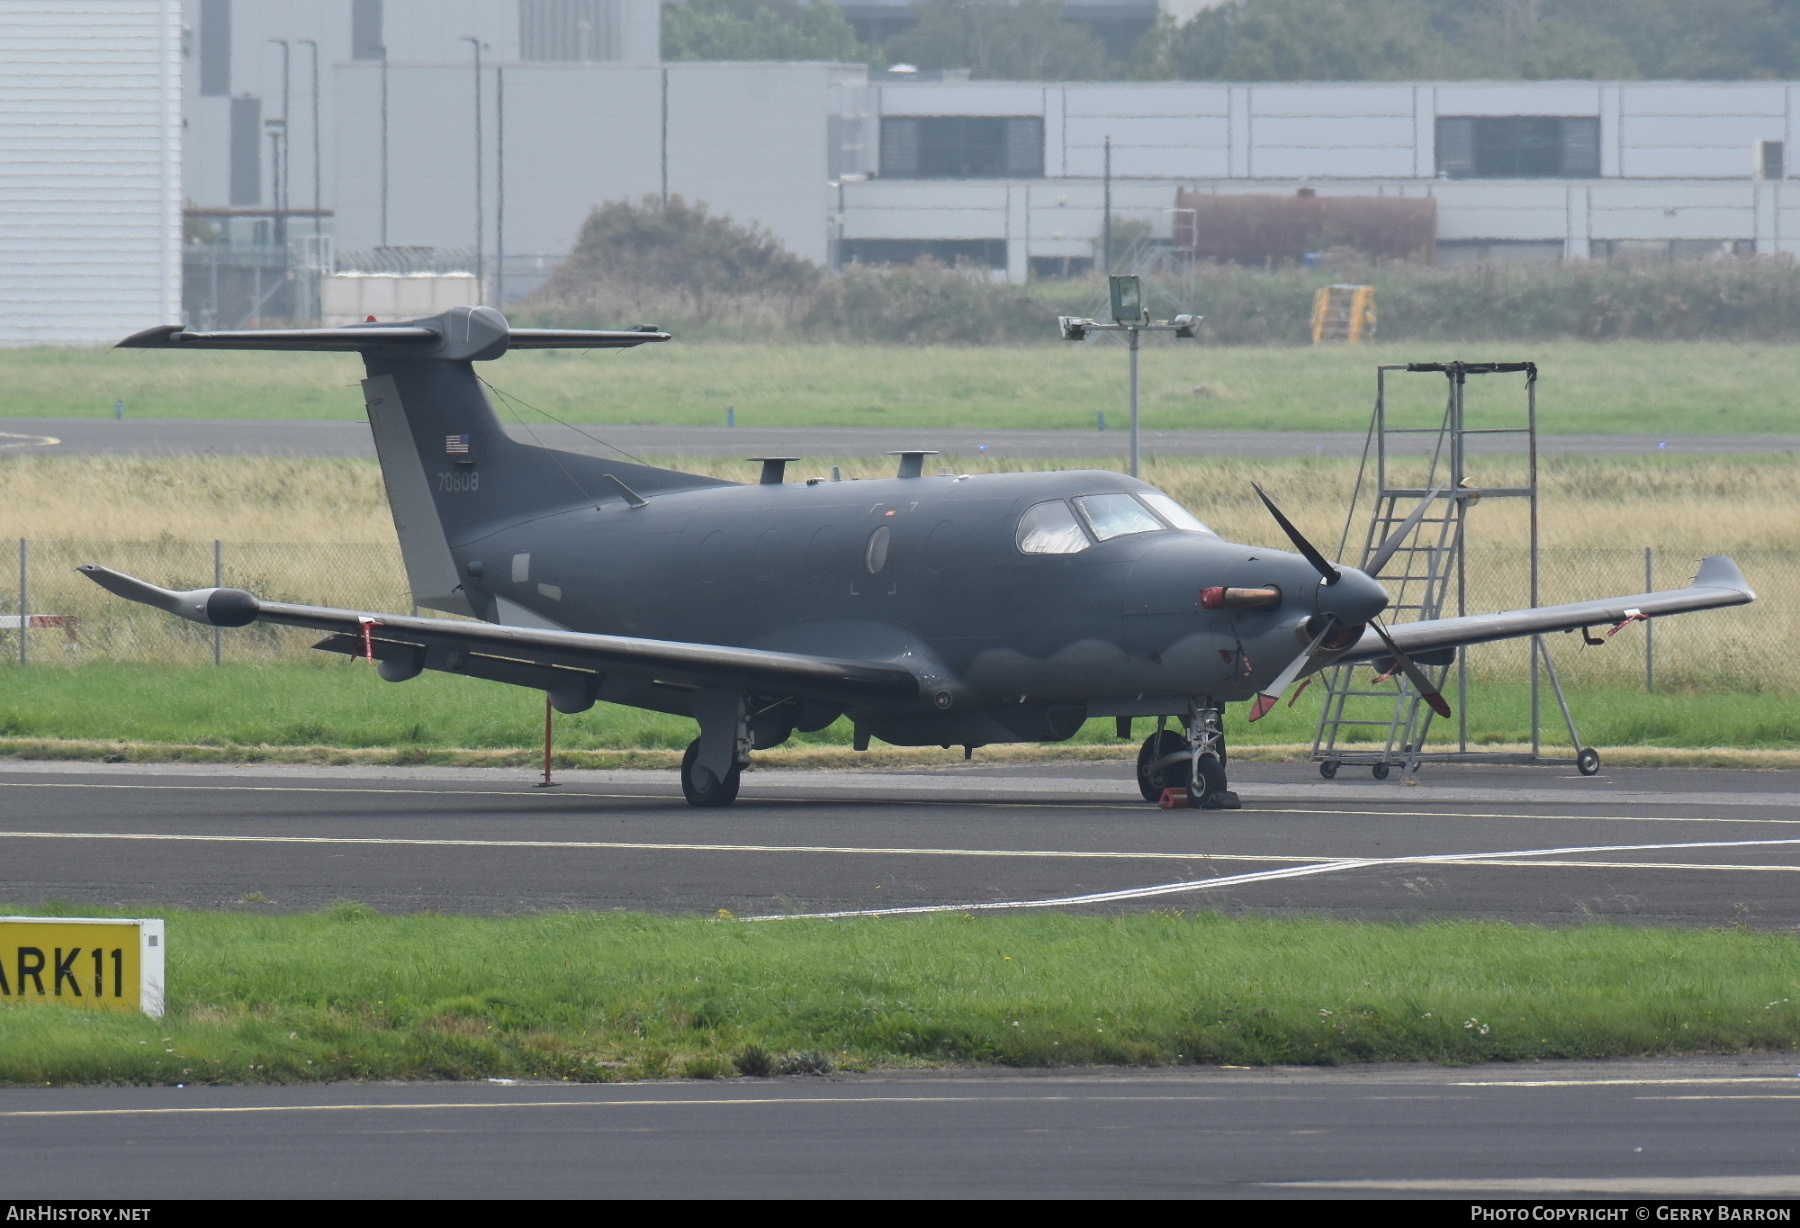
[1138, 491, 1216, 535]
[1015, 500, 1090, 555]
[1074, 493, 1164, 542]
[865, 525, 891, 573]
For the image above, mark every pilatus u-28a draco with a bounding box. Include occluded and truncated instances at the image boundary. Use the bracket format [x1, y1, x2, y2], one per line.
[86, 308, 1755, 807]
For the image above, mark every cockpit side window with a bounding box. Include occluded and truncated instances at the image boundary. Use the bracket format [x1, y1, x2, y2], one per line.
[1074, 493, 1165, 542]
[1138, 490, 1217, 536]
[1016, 500, 1091, 555]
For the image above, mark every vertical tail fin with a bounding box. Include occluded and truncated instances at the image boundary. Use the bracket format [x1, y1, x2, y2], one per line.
[118, 307, 730, 616]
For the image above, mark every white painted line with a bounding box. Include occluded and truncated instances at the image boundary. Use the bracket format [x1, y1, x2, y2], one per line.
[1641, 1095, 1800, 1100]
[8, 779, 1800, 833]
[744, 836, 1800, 920]
[0, 829, 1306, 862]
[0, 830, 1794, 880]
[0, 1093, 1209, 1120]
[0, 431, 59, 450]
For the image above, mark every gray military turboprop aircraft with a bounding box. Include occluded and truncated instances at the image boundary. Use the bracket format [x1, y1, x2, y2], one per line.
[84, 306, 1754, 808]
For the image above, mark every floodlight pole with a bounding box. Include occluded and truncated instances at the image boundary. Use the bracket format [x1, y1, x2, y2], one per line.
[461, 36, 485, 297]
[1058, 276, 1198, 480]
[1127, 324, 1141, 478]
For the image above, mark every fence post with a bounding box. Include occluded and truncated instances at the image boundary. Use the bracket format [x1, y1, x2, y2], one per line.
[17, 538, 25, 668]
[213, 539, 224, 667]
[1644, 546, 1654, 694]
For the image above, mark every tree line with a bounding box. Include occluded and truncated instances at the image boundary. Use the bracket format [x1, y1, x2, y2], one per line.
[663, 0, 1800, 82]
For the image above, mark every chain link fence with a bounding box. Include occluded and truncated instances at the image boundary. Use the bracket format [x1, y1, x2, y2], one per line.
[0, 540, 1789, 691]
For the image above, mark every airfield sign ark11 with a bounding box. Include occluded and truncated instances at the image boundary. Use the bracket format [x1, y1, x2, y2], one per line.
[1059, 275, 1199, 478]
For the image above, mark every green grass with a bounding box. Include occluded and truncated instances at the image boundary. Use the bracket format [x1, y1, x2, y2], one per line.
[0, 663, 1794, 754]
[11, 340, 1800, 433]
[3, 906, 1798, 1084]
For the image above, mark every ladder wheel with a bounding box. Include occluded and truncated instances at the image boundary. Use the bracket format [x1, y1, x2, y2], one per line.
[1371, 762, 1390, 780]
[1319, 761, 1339, 780]
[1576, 747, 1602, 776]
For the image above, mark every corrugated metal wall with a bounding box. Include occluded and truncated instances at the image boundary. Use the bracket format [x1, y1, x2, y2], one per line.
[0, 0, 182, 345]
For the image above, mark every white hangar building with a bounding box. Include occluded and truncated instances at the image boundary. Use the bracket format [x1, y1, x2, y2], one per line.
[836, 78, 1800, 280]
[12, 1, 1800, 341]
[0, 0, 183, 345]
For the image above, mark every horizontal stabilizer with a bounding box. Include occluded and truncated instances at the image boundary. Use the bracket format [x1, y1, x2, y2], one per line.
[118, 307, 668, 362]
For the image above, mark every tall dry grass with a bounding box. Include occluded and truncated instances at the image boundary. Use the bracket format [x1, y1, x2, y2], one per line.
[0, 456, 394, 543]
[1, 451, 1793, 551]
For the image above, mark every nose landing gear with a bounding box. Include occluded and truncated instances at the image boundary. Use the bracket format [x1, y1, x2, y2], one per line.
[1136, 706, 1240, 809]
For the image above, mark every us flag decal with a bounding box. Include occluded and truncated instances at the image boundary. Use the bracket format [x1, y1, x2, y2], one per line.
[445, 434, 471, 454]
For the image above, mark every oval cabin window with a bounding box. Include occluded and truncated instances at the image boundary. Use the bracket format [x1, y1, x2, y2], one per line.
[865, 525, 891, 574]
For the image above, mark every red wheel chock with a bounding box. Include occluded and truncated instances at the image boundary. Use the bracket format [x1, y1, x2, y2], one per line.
[1158, 787, 1192, 809]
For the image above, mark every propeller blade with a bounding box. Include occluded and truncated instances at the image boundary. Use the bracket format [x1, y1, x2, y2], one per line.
[1252, 483, 1340, 585]
[1249, 618, 1335, 722]
[1370, 620, 1452, 719]
[1365, 485, 1446, 579]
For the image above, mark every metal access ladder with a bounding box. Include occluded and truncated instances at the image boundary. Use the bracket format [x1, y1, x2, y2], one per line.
[1311, 482, 1461, 777]
[1311, 361, 1592, 779]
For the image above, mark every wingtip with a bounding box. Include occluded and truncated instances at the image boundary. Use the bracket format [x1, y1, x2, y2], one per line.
[115, 324, 184, 349]
[1694, 554, 1755, 600]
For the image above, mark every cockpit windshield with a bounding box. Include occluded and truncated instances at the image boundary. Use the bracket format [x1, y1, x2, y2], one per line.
[1137, 490, 1217, 536]
[1074, 493, 1165, 542]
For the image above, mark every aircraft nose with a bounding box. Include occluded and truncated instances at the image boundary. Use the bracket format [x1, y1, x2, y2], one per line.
[1322, 567, 1389, 624]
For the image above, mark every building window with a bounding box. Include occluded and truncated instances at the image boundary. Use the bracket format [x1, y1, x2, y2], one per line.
[352, 0, 384, 60]
[1436, 117, 1600, 179]
[841, 239, 1008, 268]
[199, 0, 230, 96]
[880, 117, 1044, 179]
[229, 96, 261, 206]
[1763, 140, 1785, 179]
[521, 0, 618, 61]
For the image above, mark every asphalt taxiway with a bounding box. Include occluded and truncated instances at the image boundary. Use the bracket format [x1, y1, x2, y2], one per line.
[6, 418, 1796, 461]
[1, 758, 1798, 925]
[5, 760, 1800, 1199]
[2, 1059, 1798, 1198]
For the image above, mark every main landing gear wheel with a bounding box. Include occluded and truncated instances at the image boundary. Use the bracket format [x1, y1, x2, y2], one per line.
[681, 738, 742, 808]
[1371, 762, 1390, 780]
[1137, 730, 1189, 802]
[1319, 760, 1339, 780]
[1576, 747, 1602, 776]
[1186, 752, 1230, 809]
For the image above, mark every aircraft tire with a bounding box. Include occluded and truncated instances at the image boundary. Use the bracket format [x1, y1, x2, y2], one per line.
[1136, 730, 1189, 802]
[1185, 752, 1228, 809]
[681, 738, 742, 808]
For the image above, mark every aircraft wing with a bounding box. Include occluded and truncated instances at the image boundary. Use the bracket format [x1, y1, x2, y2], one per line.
[1336, 554, 1755, 662]
[77, 566, 920, 705]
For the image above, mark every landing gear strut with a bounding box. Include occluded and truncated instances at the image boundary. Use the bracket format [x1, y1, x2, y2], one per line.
[1135, 708, 1240, 810]
[1185, 706, 1239, 810]
[682, 689, 751, 808]
[681, 738, 742, 807]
